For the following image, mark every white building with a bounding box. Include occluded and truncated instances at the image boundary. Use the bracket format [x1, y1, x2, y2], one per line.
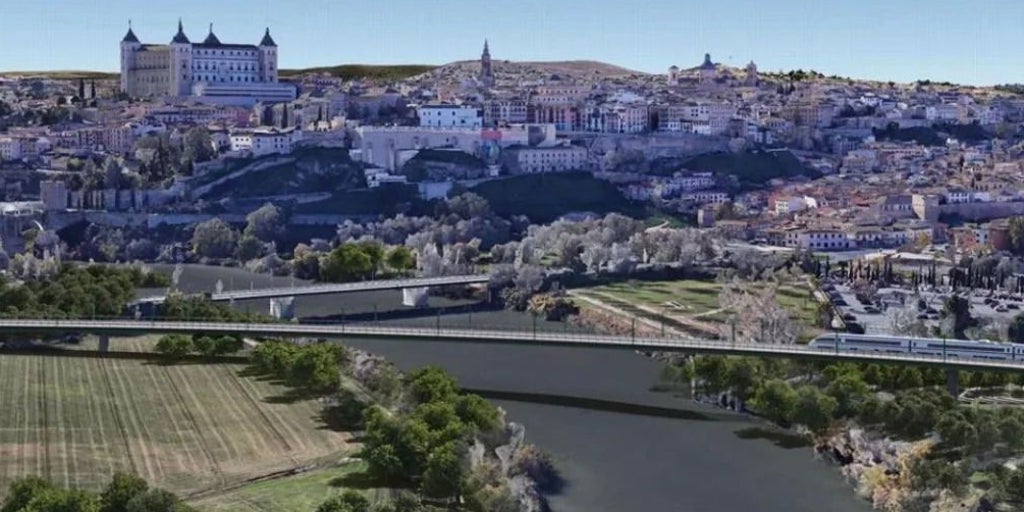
[507, 145, 587, 174]
[417, 104, 482, 129]
[356, 125, 540, 171]
[0, 137, 22, 161]
[775, 196, 814, 215]
[229, 127, 301, 156]
[925, 103, 962, 122]
[119, 20, 295, 105]
[680, 190, 729, 205]
[783, 229, 852, 251]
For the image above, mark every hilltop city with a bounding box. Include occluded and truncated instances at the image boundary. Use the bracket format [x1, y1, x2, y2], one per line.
[6, 17, 1024, 512]
[0, 21, 1021, 261]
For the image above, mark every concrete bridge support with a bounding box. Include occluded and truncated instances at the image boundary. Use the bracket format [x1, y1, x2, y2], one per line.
[402, 287, 429, 308]
[946, 368, 959, 397]
[98, 335, 110, 353]
[269, 297, 296, 320]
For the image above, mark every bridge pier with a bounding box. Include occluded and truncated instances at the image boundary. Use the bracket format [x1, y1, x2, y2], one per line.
[402, 287, 429, 308]
[946, 368, 959, 397]
[269, 297, 296, 320]
[98, 335, 109, 353]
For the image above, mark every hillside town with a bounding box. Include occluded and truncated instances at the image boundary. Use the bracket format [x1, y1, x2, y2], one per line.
[9, 12, 1024, 512]
[0, 20, 1023, 263]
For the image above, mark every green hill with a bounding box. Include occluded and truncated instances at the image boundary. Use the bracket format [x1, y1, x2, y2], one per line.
[279, 64, 435, 81]
[682, 150, 819, 187]
[470, 172, 643, 222]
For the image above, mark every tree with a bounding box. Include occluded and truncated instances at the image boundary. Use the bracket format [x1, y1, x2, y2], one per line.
[125, 488, 193, 512]
[211, 336, 244, 355]
[385, 246, 415, 273]
[751, 379, 798, 425]
[999, 414, 1024, 452]
[235, 234, 264, 262]
[320, 244, 373, 283]
[251, 340, 298, 375]
[405, 366, 458, 404]
[446, 193, 491, 220]
[824, 373, 869, 418]
[1009, 313, 1024, 343]
[1009, 217, 1024, 256]
[454, 394, 500, 432]
[358, 240, 385, 275]
[244, 203, 284, 243]
[420, 442, 465, 500]
[998, 467, 1024, 505]
[102, 157, 122, 189]
[792, 386, 837, 435]
[100, 472, 148, 512]
[22, 488, 100, 512]
[191, 218, 238, 259]
[154, 334, 193, 361]
[315, 491, 370, 512]
[723, 357, 761, 402]
[191, 336, 215, 357]
[361, 407, 414, 483]
[181, 127, 215, 166]
[288, 343, 344, 393]
[2, 476, 53, 512]
[942, 294, 974, 339]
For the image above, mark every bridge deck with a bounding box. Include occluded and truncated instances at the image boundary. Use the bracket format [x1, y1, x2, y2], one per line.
[0, 319, 1022, 372]
[135, 274, 491, 304]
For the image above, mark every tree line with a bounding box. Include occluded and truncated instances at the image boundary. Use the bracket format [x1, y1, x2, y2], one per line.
[665, 355, 1024, 510]
[0, 264, 168, 319]
[1, 472, 193, 512]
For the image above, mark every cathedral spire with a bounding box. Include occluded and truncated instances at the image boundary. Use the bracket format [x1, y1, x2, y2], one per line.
[482, 39, 490, 57]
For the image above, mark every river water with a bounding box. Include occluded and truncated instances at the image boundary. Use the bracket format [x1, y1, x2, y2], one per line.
[152, 265, 872, 512]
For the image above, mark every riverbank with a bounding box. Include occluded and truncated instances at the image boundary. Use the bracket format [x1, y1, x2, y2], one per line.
[143, 263, 873, 511]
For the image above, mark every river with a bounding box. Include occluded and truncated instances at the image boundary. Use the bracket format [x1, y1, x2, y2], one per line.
[151, 264, 872, 512]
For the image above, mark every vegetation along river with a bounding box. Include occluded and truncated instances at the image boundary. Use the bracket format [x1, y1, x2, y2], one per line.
[152, 264, 872, 512]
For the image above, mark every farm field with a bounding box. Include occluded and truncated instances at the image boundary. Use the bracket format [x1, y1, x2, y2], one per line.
[191, 461, 379, 511]
[0, 337, 353, 499]
[573, 278, 824, 340]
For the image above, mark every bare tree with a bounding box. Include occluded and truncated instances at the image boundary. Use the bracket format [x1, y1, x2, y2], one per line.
[888, 305, 928, 337]
[719, 279, 798, 344]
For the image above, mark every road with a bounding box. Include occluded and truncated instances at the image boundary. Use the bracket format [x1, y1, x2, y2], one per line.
[134, 274, 491, 304]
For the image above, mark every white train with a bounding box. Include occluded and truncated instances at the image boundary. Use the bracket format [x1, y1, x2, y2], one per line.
[808, 333, 1024, 362]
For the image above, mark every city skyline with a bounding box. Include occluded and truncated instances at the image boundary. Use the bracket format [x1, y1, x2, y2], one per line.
[1, 0, 1022, 86]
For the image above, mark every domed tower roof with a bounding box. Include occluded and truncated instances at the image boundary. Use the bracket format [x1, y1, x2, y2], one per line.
[700, 53, 715, 69]
[122, 20, 139, 43]
[202, 23, 221, 46]
[171, 19, 190, 44]
[669, 65, 679, 71]
[259, 27, 277, 47]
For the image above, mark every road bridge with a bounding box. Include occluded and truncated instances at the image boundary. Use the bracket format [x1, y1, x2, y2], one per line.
[134, 274, 492, 306]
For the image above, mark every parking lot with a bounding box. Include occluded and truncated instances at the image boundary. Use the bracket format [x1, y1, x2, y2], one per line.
[824, 282, 1024, 336]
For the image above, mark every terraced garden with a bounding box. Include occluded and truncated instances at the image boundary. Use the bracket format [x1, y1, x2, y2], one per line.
[572, 278, 824, 340]
[0, 337, 353, 499]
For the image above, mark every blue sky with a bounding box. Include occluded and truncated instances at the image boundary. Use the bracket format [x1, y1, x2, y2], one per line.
[1, 0, 1019, 85]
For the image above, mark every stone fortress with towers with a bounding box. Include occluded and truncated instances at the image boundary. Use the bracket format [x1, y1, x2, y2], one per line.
[119, 20, 295, 105]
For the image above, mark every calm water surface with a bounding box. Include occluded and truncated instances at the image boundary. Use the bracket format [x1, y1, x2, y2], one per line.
[152, 264, 872, 512]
